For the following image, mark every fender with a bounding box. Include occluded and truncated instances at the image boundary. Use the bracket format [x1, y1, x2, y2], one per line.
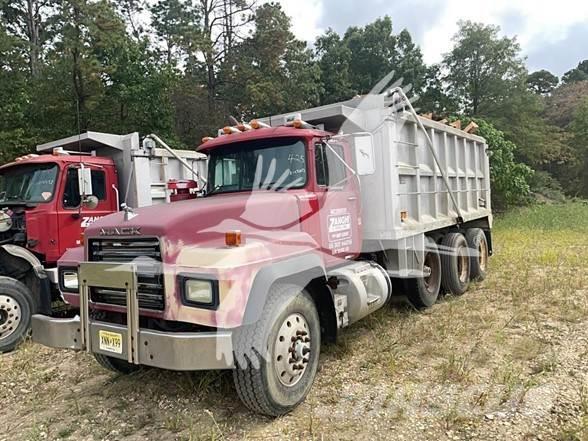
[1, 244, 47, 279]
[242, 253, 326, 326]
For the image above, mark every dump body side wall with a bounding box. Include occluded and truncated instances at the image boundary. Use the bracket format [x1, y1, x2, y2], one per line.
[360, 114, 491, 242]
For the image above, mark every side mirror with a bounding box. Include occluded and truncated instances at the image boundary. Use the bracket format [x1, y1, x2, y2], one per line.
[77, 166, 93, 197]
[353, 134, 375, 176]
[82, 195, 99, 210]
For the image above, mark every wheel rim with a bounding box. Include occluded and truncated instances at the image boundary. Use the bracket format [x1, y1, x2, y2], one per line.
[0, 295, 22, 341]
[423, 252, 439, 294]
[273, 313, 311, 387]
[457, 246, 469, 284]
[478, 239, 488, 272]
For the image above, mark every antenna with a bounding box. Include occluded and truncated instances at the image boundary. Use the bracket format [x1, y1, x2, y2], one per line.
[77, 99, 84, 218]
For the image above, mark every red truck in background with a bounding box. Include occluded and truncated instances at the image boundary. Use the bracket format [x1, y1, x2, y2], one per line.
[0, 132, 206, 352]
[33, 90, 493, 416]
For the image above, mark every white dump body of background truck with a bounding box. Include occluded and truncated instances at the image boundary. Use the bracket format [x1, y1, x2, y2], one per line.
[37, 131, 207, 209]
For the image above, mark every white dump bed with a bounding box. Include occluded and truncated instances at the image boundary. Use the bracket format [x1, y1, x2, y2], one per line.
[38, 132, 207, 208]
[264, 93, 492, 242]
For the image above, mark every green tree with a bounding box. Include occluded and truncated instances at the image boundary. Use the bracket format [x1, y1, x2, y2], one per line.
[0, 0, 56, 77]
[221, 3, 320, 119]
[527, 69, 559, 95]
[315, 29, 353, 104]
[418, 64, 458, 114]
[562, 60, 588, 84]
[568, 98, 588, 196]
[150, 0, 200, 66]
[443, 21, 526, 115]
[0, 22, 36, 161]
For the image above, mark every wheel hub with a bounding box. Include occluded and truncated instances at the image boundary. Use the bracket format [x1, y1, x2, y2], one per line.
[479, 240, 488, 271]
[457, 247, 469, 283]
[0, 295, 22, 341]
[274, 313, 311, 387]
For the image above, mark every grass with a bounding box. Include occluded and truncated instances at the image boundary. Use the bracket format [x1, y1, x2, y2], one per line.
[1, 202, 588, 440]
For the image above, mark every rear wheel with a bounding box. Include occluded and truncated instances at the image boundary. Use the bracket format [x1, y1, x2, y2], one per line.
[233, 284, 321, 417]
[406, 237, 442, 308]
[93, 353, 141, 375]
[441, 233, 470, 296]
[0, 277, 33, 353]
[466, 229, 489, 281]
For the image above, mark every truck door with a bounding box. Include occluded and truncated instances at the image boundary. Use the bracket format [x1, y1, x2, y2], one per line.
[313, 140, 361, 262]
[57, 165, 114, 256]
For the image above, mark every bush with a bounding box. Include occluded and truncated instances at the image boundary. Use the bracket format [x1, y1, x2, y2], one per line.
[529, 170, 566, 203]
[473, 119, 534, 210]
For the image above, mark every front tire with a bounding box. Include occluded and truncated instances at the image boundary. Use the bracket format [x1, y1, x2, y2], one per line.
[233, 284, 321, 417]
[94, 353, 141, 374]
[0, 277, 33, 353]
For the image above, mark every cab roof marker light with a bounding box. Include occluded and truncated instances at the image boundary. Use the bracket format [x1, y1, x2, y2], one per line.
[237, 123, 253, 132]
[223, 126, 241, 135]
[201, 136, 214, 143]
[250, 120, 271, 129]
[286, 119, 313, 130]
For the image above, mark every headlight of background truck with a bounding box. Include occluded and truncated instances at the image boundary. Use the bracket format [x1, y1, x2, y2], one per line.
[59, 267, 79, 293]
[181, 276, 219, 309]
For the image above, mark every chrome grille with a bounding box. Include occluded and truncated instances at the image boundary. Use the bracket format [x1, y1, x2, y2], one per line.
[88, 238, 164, 310]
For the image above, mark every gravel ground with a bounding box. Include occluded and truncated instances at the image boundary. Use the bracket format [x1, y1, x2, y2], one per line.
[1, 203, 588, 441]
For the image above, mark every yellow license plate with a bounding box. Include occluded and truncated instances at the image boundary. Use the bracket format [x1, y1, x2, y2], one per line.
[98, 330, 123, 354]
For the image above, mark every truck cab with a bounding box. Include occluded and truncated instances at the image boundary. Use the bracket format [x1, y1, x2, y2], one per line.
[0, 154, 118, 265]
[0, 131, 207, 353]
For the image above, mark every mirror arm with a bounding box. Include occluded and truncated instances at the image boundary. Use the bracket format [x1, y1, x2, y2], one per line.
[323, 140, 362, 194]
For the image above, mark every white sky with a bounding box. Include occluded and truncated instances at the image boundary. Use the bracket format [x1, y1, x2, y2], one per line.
[274, 0, 588, 75]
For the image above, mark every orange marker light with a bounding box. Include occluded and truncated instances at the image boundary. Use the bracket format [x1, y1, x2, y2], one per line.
[225, 230, 243, 247]
[400, 210, 409, 222]
[293, 119, 303, 129]
[202, 136, 214, 143]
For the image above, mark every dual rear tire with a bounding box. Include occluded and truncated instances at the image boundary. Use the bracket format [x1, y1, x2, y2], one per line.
[406, 228, 489, 308]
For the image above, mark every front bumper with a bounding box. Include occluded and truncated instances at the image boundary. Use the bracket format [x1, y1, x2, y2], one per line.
[32, 261, 234, 371]
[32, 314, 234, 371]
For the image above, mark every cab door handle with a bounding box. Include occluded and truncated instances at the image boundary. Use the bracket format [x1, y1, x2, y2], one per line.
[347, 196, 358, 201]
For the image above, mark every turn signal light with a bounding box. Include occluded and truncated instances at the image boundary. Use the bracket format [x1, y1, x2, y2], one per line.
[225, 230, 243, 247]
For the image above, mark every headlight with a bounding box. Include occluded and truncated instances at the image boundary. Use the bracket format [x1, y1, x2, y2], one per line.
[59, 268, 79, 293]
[182, 277, 218, 309]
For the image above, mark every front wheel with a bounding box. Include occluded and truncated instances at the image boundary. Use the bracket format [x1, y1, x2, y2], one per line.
[0, 277, 33, 353]
[233, 284, 321, 417]
[94, 353, 141, 374]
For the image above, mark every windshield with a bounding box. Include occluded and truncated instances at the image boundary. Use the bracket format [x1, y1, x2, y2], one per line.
[0, 163, 59, 204]
[208, 138, 307, 195]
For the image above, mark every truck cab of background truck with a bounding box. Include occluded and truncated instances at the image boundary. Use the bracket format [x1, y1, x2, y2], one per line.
[33, 122, 390, 416]
[0, 150, 119, 352]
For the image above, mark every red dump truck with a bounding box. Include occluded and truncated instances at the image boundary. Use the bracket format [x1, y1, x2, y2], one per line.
[32, 90, 492, 416]
[0, 132, 206, 352]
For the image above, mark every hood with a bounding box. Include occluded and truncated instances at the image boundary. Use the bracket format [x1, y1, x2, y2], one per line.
[86, 191, 309, 247]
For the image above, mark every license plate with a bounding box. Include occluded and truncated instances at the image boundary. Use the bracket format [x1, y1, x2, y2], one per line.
[98, 330, 123, 354]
